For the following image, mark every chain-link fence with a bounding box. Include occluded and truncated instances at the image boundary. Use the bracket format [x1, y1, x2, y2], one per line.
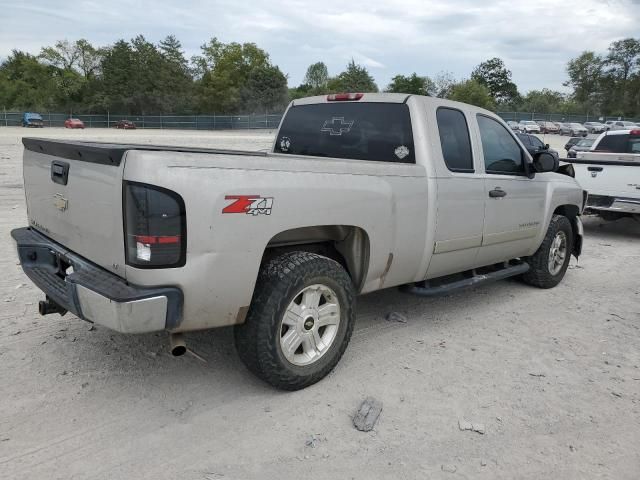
[0, 111, 283, 130]
[496, 112, 640, 124]
[2, 110, 638, 130]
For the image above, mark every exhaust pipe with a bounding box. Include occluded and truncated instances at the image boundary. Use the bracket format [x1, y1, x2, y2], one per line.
[38, 297, 67, 316]
[169, 333, 186, 357]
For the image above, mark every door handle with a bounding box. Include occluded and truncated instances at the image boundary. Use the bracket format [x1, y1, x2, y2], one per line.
[489, 188, 507, 198]
[587, 166, 603, 172]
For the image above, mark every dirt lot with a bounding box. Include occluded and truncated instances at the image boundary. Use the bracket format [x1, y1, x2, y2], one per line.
[0, 127, 638, 479]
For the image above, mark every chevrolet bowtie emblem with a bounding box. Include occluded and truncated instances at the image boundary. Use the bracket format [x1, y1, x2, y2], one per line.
[53, 193, 68, 211]
[321, 117, 354, 136]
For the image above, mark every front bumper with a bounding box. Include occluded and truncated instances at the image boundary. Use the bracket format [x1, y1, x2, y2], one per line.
[11, 227, 183, 333]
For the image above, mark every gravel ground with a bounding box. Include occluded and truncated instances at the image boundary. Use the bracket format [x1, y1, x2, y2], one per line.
[0, 127, 638, 480]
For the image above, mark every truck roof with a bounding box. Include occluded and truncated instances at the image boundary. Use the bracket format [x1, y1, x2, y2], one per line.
[291, 92, 497, 117]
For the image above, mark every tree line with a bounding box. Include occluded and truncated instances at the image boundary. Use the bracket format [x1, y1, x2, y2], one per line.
[1, 35, 638, 117]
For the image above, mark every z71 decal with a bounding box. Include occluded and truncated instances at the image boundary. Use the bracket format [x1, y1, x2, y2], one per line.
[223, 195, 274, 216]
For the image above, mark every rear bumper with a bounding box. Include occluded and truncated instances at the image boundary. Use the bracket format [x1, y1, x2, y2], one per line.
[11, 227, 183, 333]
[586, 195, 640, 215]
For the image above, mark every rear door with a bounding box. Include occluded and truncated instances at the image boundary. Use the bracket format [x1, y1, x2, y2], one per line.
[22, 138, 127, 275]
[426, 106, 485, 278]
[474, 115, 548, 266]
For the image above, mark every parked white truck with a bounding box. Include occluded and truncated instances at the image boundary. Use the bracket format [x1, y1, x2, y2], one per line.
[570, 128, 640, 219]
[13, 93, 585, 390]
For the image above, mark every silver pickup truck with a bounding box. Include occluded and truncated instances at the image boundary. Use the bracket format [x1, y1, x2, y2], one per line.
[13, 93, 585, 390]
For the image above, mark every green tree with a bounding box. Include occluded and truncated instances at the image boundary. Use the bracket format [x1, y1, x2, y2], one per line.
[448, 79, 495, 110]
[385, 73, 435, 95]
[519, 89, 566, 113]
[471, 57, 519, 105]
[0, 50, 57, 110]
[565, 51, 603, 107]
[194, 38, 278, 113]
[432, 71, 456, 98]
[303, 62, 329, 92]
[328, 60, 378, 93]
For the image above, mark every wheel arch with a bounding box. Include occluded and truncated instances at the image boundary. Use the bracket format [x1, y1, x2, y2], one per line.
[552, 204, 582, 257]
[261, 225, 371, 293]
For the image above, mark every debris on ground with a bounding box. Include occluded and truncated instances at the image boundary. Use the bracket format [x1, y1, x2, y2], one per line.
[353, 397, 383, 432]
[458, 419, 485, 434]
[481, 459, 487, 466]
[304, 434, 326, 448]
[528, 372, 546, 378]
[385, 311, 407, 323]
[441, 464, 457, 473]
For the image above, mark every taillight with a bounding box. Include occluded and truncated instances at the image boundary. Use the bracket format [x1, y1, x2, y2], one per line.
[327, 93, 363, 101]
[630, 129, 640, 136]
[124, 182, 186, 268]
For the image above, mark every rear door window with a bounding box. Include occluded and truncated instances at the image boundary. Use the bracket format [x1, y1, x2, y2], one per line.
[436, 107, 474, 172]
[275, 102, 415, 163]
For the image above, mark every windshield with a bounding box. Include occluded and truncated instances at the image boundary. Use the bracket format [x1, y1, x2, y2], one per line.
[522, 121, 536, 125]
[576, 139, 594, 147]
[275, 102, 415, 163]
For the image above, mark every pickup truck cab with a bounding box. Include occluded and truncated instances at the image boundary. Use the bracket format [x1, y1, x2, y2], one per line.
[13, 93, 585, 390]
[570, 129, 640, 218]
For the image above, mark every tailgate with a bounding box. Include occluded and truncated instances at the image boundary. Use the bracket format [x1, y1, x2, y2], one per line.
[570, 161, 640, 198]
[22, 138, 128, 276]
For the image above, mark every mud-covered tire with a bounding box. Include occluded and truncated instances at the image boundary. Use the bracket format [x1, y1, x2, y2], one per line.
[521, 215, 573, 289]
[234, 251, 356, 390]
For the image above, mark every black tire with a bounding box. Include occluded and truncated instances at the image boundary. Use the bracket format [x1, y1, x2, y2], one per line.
[521, 215, 573, 289]
[235, 251, 356, 390]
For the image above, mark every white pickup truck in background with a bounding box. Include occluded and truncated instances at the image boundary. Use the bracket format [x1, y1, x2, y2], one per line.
[571, 129, 640, 219]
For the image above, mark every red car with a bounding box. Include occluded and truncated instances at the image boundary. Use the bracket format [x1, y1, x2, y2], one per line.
[64, 118, 85, 129]
[114, 120, 136, 129]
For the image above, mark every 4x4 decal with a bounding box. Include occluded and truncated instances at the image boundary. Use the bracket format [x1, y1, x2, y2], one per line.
[222, 195, 274, 216]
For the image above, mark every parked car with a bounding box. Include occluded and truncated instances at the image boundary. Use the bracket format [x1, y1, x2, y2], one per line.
[569, 128, 640, 220]
[516, 133, 560, 160]
[560, 123, 587, 137]
[609, 120, 637, 131]
[64, 118, 85, 129]
[518, 120, 541, 133]
[507, 120, 519, 131]
[567, 138, 595, 158]
[604, 121, 616, 131]
[564, 137, 583, 152]
[539, 121, 560, 134]
[22, 112, 44, 128]
[13, 93, 584, 390]
[583, 122, 606, 134]
[114, 120, 136, 129]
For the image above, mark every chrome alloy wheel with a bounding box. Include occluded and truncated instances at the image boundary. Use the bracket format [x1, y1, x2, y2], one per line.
[279, 284, 340, 366]
[548, 231, 568, 275]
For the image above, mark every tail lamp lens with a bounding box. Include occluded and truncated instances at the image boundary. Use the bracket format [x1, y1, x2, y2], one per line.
[124, 182, 186, 267]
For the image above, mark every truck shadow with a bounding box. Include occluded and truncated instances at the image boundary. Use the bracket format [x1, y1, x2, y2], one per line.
[581, 214, 640, 239]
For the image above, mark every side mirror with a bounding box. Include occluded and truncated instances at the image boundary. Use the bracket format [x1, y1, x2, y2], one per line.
[544, 144, 550, 150]
[532, 151, 559, 173]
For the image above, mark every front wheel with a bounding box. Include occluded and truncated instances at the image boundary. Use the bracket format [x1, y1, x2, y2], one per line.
[521, 215, 573, 289]
[235, 251, 355, 390]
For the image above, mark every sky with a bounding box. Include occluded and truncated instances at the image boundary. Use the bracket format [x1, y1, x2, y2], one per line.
[1, 0, 639, 93]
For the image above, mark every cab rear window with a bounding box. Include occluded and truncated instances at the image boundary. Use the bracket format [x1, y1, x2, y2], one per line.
[595, 133, 640, 153]
[275, 103, 415, 163]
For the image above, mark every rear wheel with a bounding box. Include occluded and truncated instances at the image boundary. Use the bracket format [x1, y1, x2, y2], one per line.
[521, 215, 573, 289]
[235, 251, 355, 390]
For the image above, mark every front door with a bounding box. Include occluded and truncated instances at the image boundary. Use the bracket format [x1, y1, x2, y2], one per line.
[475, 115, 547, 266]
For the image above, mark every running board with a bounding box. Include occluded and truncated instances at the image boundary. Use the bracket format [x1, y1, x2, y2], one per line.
[401, 262, 530, 297]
